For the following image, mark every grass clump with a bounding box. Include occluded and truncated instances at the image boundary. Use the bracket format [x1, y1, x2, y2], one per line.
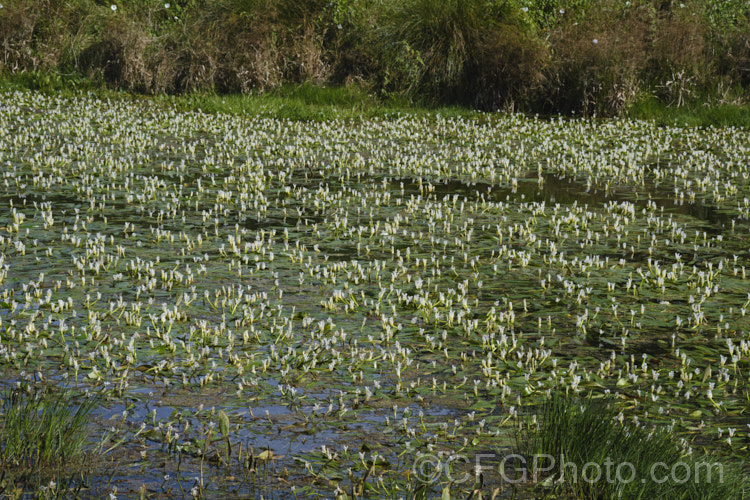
[0, 384, 99, 491]
[517, 393, 748, 499]
[375, 0, 545, 108]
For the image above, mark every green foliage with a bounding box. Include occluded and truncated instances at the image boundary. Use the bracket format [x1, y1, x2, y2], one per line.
[0, 70, 97, 92]
[378, 0, 484, 95]
[628, 96, 750, 128]
[699, 0, 750, 37]
[273, 82, 374, 106]
[518, 393, 748, 499]
[0, 0, 748, 113]
[158, 82, 483, 121]
[0, 385, 98, 470]
[520, 0, 596, 28]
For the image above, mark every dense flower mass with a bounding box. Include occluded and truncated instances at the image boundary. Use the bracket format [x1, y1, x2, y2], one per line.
[0, 91, 748, 497]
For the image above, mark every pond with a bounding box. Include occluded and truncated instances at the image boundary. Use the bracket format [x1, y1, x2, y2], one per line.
[0, 92, 748, 498]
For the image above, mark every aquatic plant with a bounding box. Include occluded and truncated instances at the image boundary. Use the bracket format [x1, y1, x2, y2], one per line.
[0, 89, 748, 496]
[0, 385, 98, 469]
[0, 383, 98, 497]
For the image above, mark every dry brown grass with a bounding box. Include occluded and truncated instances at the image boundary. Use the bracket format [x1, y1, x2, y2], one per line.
[650, 10, 708, 106]
[727, 27, 750, 88]
[475, 24, 548, 110]
[542, 2, 654, 115]
[292, 22, 331, 85]
[0, 3, 43, 73]
[81, 15, 153, 91]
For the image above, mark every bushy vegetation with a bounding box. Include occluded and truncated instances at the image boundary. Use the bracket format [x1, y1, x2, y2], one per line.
[0, 0, 748, 114]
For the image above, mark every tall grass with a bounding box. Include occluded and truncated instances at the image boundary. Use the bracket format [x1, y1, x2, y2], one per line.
[0, 385, 98, 470]
[517, 393, 748, 499]
[376, 0, 545, 108]
[0, 0, 748, 114]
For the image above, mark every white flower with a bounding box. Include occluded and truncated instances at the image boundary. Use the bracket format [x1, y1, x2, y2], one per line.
[521, 7, 528, 12]
[165, 2, 170, 7]
[110, 4, 117, 11]
[592, 39, 598, 45]
[559, 9, 565, 14]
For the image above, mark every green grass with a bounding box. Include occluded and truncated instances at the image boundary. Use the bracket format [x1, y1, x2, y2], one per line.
[162, 83, 380, 121]
[0, 70, 101, 94]
[170, 83, 748, 126]
[628, 97, 750, 128]
[155, 82, 485, 121]
[1, 68, 747, 127]
[0, 385, 98, 470]
[376, 0, 544, 107]
[517, 393, 748, 499]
